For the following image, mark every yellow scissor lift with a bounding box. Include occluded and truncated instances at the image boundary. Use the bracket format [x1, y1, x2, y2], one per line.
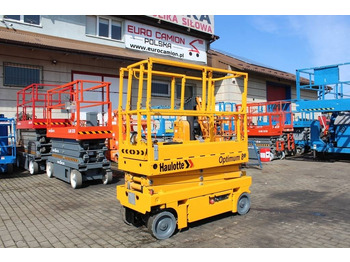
[117, 58, 252, 239]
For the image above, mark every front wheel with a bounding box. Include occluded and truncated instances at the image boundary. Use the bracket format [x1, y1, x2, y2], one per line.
[147, 211, 177, 240]
[28, 160, 38, 175]
[16, 157, 21, 168]
[46, 162, 54, 178]
[70, 170, 83, 189]
[7, 164, 13, 174]
[277, 151, 285, 160]
[237, 193, 251, 215]
[102, 170, 113, 185]
[296, 146, 304, 155]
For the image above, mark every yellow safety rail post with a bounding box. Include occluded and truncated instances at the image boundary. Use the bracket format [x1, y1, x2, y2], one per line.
[117, 57, 251, 240]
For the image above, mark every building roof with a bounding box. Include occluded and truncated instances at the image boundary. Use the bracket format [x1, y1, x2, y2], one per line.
[208, 49, 307, 84]
[0, 26, 306, 85]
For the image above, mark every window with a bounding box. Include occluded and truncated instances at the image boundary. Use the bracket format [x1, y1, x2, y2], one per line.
[3, 62, 42, 87]
[86, 16, 122, 41]
[151, 82, 170, 97]
[176, 84, 194, 99]
[4, 15, 40, 25]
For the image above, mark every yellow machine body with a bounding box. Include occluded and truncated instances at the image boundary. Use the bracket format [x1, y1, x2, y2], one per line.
[116, 57, 251, 239]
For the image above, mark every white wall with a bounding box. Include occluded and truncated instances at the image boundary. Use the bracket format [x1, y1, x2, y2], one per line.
[0, 15, 125, 49]
[0, 44, 123, 118]
[214, 66, 318, 106]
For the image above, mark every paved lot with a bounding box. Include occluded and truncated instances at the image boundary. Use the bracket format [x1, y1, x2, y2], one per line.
[0, 155, 349, 248]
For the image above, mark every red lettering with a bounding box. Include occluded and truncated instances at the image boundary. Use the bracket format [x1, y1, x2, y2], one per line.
[155, 32, 185, 45]
[153, 15, 178, 24]
[128, 25, 152, 37]
[182, 17, 188, 26]
[127, 25, 134, 33]
[181, 17, 213, 33]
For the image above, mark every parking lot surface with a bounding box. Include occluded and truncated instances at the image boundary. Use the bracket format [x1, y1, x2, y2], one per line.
[0, 156, 349, 248]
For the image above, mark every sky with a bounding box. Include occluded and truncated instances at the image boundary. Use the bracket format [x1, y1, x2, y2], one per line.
[211, 15, 350, 76]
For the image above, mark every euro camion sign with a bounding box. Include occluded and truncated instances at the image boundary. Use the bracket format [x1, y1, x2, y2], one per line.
[125, 20, 207, 63]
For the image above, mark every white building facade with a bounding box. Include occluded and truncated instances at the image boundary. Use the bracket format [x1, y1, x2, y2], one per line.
[0, 15, 314, 118]
[0, 15, 216, 117]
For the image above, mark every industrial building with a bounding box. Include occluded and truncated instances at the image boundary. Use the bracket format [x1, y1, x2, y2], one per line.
[0, 15, 314, 117]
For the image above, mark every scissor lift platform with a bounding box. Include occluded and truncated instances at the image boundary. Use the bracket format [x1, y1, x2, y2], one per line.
[236, 100, 295, 160]
[116, 58, 252, 239]
[46, 80, 113, 188]
[16, 83, 69, 174]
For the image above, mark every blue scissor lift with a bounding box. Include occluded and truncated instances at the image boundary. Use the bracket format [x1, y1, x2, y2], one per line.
[295, 62, 350, 157]
[0, 114, 16, 173]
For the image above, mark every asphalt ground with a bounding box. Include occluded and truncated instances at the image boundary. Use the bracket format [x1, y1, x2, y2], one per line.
[0, 154, 349, 250]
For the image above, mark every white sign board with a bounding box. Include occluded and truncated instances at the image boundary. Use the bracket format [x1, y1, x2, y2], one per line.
[148, 15, 214, 35]
[125, 20, 207, 63]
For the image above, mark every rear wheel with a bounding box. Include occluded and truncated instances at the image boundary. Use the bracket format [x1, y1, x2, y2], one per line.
[296, 146, 304, 155]
[16, 157, 21, 168]
[46, 162, 54, 178]
[102, 170, 113, 185]
[7, 164, 13, 174]
[279, 151, 286, 160]
[120, 206, 132, 226]
[29, 160, 38, 175]
[70, 170, 82, 189]
[147, 211, 176, 240]
[120, 206, 143, 226]
[237, 193, 251, 215]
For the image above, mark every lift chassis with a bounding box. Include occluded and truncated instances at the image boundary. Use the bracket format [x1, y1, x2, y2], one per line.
[295, 62, 350, 158]
[46, 80, 113, 188]
[237, 100, 295, 160]
[116, 58, 252, 239]
[16, 84, 65, 174]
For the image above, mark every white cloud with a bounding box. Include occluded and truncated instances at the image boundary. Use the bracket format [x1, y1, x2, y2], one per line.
[292, 16, 350, 94]
[250, 15, 350, 94]
[251, 16, 350, 67]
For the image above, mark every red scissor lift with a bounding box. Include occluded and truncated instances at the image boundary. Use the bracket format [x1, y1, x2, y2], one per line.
[45, 80, 113, 189]
[16, 84, 69, 174]
[237, 100, 295, 160]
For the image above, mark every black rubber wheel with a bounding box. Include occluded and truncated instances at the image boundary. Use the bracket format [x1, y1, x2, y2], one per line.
[7, 163, 13, 174]
[237, 193, 251, 215]
[279, 151, 286, 160]
[70, 169, 82, 189]
[46, 162, 54, 178]
[296, 147, 304, 155]
[29, 160, 38, 175]
[147, 211, 176, 240]
[102, 170, 113, 185]
[120, 206, 133, 226]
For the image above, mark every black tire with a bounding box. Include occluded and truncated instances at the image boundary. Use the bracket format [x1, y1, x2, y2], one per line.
[70, 169, 82, 189]
[279, 151, 286, 160]
[102, 170, 113, 185]
[237, 193, 251, 215]
[16, 157, 21, 168]
[29, 160, 38, 175]
[46, 162, 54, 178]
[120, 206, 133, 226]
[296, 147, 304, 155]
[7, 163, 13, 174]
[147, 211, 177, 240]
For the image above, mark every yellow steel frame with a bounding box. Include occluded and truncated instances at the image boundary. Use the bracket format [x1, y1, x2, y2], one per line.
[117, 57, 251, 232]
